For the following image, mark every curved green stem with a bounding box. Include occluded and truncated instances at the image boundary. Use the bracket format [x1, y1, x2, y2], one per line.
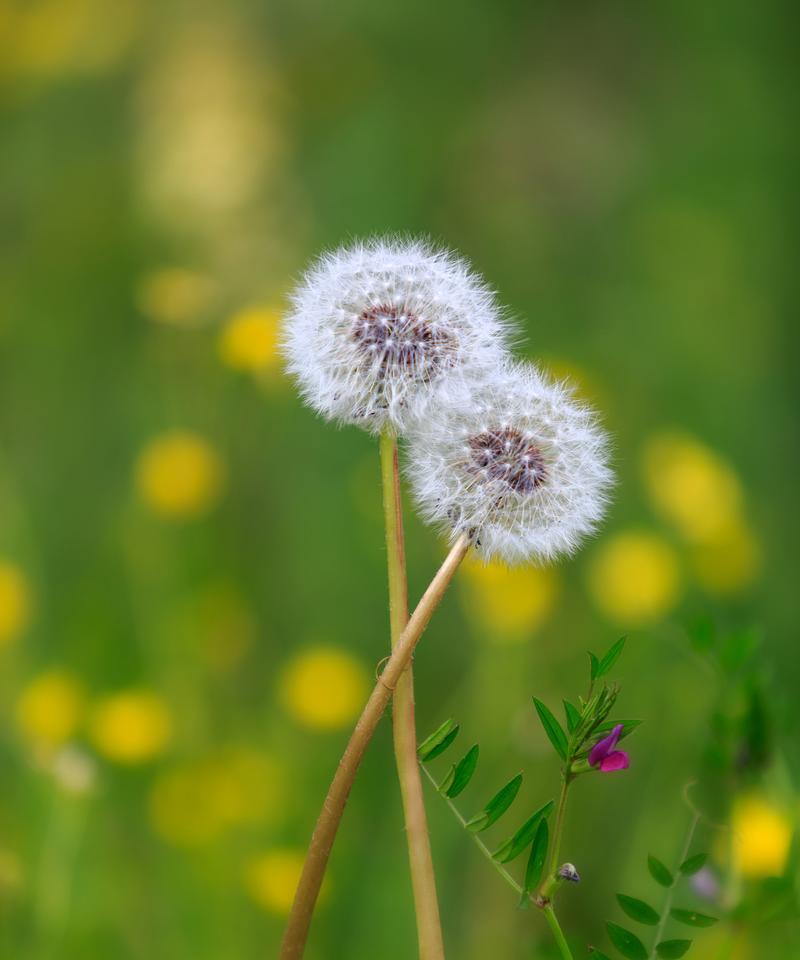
[380, 429, 445, 960]
[542, 904, 575, 960]
[649, 811, 700, 959]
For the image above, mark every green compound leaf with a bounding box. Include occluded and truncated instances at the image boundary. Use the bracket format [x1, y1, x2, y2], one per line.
[418, 719, 460, 761]
[597, 637, 627, 678]
[671, 908, 718, 928]
[563, 700, 581, 733]
[606, 922, 648, 960]
[616, 894, 660, 926]
[678, 852, 708, 876]
[441, 744, 479, 799]
[521, 817, 549, 899]
[656, 940, 692, 958]
[648, 854, 675, 887]
[532, 697, 569, 761]
[492, 799, 554, 862]
[466, 774, 522, 833]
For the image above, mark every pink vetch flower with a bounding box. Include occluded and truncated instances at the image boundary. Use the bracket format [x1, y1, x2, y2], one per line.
[588, 723, 630, 772]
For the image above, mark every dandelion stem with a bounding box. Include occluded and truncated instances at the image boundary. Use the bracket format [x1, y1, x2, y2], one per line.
[279, 534, 471, 960]
[380, 429, 445, 960]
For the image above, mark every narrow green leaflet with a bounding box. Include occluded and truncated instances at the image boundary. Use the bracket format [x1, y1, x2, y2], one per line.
[597, 637, 627, 678]
[616, 894, 660, 926]
[466, 773, 522, 833]
[648, 854, 674, 887]
[418, 719, 460, 761]
[492, 799, 554, 862]
[670, 908, 718, 928]
[521, 817, 549, 899]
[678, 852, 707, 876]
[593, 719, 643, 740]
[532, 697, 569, 761]
[655, 940, 692, 958]
[563, 700, 581, 733]
[442, 744, 479, 799]
[589, 651, 601, 680]
[605, 922, 648, 960]
[588, 952, 613, 960]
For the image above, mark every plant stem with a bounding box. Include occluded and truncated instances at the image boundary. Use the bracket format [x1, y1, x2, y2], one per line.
[542, 904, 575, 960]
[649, 811, 700, 959]
[419, 765, 575, 960]
[380, 430, 445, 960]
[279, 534, 471, 960]
[541, 772, 571, 898]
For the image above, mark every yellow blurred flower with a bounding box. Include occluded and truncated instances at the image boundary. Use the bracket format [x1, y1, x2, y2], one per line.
[244, 849, 326, 915]
[460, 557, 558, 642]
[731, 793, 793, 878]
[136, 431, 225, 519]
[588, 531, 681, 626]
[89, 690, 172, 764]
[0, 562, 31, 646]
[641, 433, 743, 543]
[219, 305, 281, 373]
[16, 670, 84, 747]
[690, 517, 761, 595]
[136, 267, 217, 327]
[280, 646, 368, 731]
[150, 747, 285, 846]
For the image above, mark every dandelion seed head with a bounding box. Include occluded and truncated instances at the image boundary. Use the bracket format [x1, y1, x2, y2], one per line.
[282, 237, 511, 433]
[407, 363, 613, 565]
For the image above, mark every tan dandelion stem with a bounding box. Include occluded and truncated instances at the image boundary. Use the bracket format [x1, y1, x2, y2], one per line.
[279, 534, 471, 960]
[379, 429, 445, 960]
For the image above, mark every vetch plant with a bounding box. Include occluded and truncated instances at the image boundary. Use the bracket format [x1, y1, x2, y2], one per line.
[418, 638, 639, 960]
[279, 236, 612, 960]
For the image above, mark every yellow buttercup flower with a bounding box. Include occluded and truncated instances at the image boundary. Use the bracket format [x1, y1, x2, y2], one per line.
[690, 517, 761, 595]
[219, 305, 281, 373]
[136, 267, 216, 327]
[731, 793, 793, 878]
[136, 431, 225, 518]
[149, 747, 285, 847]
[460, 557, 558, 642]
[641, 433, 743, 543]
[0, 562, 31, 646]
[16, 670, 84, 746]
[244, 849, 327, 915]
[89, 690, 172, 764]
[588, 531, 681, 626]
[280, 646, 368, 731]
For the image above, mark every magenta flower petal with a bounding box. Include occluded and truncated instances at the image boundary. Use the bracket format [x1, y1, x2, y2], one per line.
[588, 723, 624, 767]
[598, 750, 630, 772]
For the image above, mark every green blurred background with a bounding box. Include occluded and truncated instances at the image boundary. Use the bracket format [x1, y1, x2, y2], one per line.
[0, 1, 797, 958]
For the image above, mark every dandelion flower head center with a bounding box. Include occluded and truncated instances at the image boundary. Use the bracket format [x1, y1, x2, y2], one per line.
[350, 302, 453, 383]
[468, 426, 547, 495]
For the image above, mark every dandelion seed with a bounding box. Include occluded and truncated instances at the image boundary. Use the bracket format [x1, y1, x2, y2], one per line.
[282, 237, 511, 434]
[407, 363, 613, 565]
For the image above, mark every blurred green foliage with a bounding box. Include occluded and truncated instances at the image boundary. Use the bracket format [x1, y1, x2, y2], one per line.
[0, 1, 797, 958]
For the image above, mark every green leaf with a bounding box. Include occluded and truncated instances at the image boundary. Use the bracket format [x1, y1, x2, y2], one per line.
[443, 744, 479, 799]
[616, 894, 660, 926]
[588, 952, 613, 960]
[563, 700, 581, 733]
[597, 637, 627, 677]
[492, 799, 554, 862]
[648, 855, 674, 887]
[466, 773, 522, 832]
[521, 817, 549, 898]
[589, 651, 601, 679]
[606, 922, 648, 960]
[656, 940, 692, 958]
[678, 852, 707, 876]
[670, 908, 718, 928]
[532, 697, 569, 761]
[417, 719, 460, 761]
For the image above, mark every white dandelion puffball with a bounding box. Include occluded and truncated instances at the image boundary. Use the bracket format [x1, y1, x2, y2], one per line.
[407, 363, 613, 565]
[282, 238, 512, 434]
